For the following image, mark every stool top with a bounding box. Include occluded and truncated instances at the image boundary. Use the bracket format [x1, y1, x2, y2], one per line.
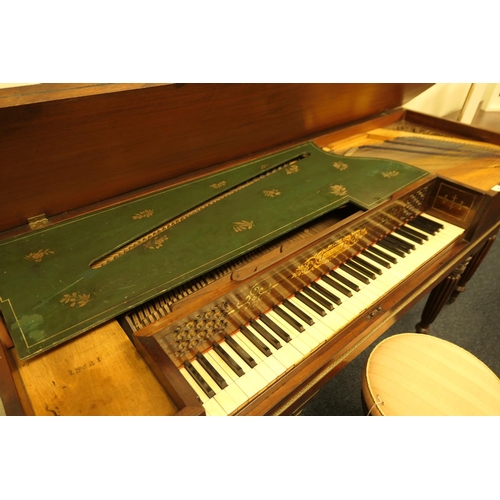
[363, 333, 500, 416]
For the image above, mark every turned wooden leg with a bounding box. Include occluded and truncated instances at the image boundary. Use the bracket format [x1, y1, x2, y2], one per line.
[416, 259, 469, 334]
[448, 235, 496, 304]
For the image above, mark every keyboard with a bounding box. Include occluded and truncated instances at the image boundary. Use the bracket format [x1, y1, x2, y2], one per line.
[178, 214, 464, 415]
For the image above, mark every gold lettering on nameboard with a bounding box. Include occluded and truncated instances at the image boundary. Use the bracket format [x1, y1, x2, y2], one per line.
[291, 228, 368, 278]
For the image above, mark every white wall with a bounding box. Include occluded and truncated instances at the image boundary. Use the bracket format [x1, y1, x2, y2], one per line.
[404, 83, 472, 117]
[404, 83, 500, 119]
[0, 83, 38, 89]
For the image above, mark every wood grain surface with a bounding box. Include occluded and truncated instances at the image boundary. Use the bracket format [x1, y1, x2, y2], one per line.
[12, 320, 178, 415]
[0, 83, 430, 234]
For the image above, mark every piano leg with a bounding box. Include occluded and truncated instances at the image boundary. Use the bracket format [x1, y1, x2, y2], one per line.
[415, 259, 470, 334]
[448, 235, 497, 304]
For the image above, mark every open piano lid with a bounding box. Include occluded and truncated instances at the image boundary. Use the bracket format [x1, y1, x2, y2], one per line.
[0, 83, 432, 235]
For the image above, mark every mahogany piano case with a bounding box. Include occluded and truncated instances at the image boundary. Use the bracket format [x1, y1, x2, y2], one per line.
[0, 83, 499, 416]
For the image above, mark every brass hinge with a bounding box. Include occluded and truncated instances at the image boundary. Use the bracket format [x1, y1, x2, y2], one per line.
[28, 213, 49, 230]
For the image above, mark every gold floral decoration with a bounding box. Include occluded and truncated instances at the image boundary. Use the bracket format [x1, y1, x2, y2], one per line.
[285, 164, 299, 175]
[263, 189, 281, 198]
[333, 161, 348, 171]
[330, 184, 348, 196]
[144, 235, 168, 250]
[240, 283, 272, 308]
[210, 181, 227, 189]
[260, 164, 269, 170]
[133, 209, 154, 220]
[382, 171, 400, 178]
[60, 292, 92, 308]
[25, 249, 55, 263]
[233, 220, 254, 232]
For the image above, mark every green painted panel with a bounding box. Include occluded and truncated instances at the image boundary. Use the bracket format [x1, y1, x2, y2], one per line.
[0, 142, 428, 358]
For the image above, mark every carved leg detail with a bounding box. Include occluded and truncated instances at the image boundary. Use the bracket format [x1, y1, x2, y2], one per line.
[448, 235, 496, 304]
[416, 259, 469, 334]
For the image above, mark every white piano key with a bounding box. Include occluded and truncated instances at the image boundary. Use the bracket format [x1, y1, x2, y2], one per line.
[179, 366, 227, 416]
[286, 296, 335, 341]
[191, 359, 240, 415]
[219, 383, 248, 413]
[316, 277, 367, 318]
[235, 330, 288, 377]
[204, 350, 238, 383]
[266, 310, 318, 356]
[190, 359, 222, 394]
[248, 319, 303, 367]
[233, 331, 281, 383]
[202, 398, 228, 416]
[217, 341, 268, 399]
[287, 296, 340, 339]
[333, 267, 382, 303]
[199, 353, 250, 411]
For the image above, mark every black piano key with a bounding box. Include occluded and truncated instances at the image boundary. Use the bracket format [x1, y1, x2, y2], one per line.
[240, 325, 272, 357]
[376, 238, 406, 257]
[386, 234, 415, 252]
[282, 299, 315, 325]
[398, 224, 428, 241]
[185, 360, 216, 398]
[395, 227, 424, 244]
[273, 305, 305, 332]
[255, 316, 289, 344]
[224, 334, 257, 368]
[250, 316, 286, 349]
[294, 292, 327, 316]
[352, 255, 383, 274]
[344, 260, 377, 280]
[339, 264, 370, 284]
[361, 249, 392, 268]
[196, 352, 228, 389]
[213, 343, 245, 377]
[312, 278, 346, 301]
[407, 218, 437, 235]
[301, 285, 334, 310]
[367, 245, 398, 264]
[329, 270, 360, 292]
[417, 214, 443, 230]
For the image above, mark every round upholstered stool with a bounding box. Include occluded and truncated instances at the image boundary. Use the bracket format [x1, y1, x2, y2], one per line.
[362, 333, 500, 416]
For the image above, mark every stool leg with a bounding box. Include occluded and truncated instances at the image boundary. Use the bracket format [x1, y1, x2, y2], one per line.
[416, 259, 469, 334]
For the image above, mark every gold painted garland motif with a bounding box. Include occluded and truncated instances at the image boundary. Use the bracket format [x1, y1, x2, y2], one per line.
[60, 292, 92, 308]
[25, 249, 55, 263]
[133, 209, 154, 219]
